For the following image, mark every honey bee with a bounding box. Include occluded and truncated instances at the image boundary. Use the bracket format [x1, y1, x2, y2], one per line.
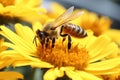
[33, 6, 87, 50]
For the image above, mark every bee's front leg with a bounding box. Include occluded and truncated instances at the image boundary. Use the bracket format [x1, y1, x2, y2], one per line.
[52, 37, 55, 48]
[45, 37, 50, 48]
[40, 38, 45, 48]
[33, 36, 38, 47]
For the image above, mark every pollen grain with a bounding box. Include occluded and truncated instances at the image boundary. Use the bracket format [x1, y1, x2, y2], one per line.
[37, 41, 89, 70]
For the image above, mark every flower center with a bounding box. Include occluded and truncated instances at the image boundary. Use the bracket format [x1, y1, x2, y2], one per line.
[37, 39, 89, 70]
[0, 0, 14, 7]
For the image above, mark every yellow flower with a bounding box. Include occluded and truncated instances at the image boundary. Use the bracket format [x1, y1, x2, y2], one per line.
[0, 23, 120, 80]
[0, 38, 23, 80]
[47, 2, 112, 36]
[0, 0, 48, 24]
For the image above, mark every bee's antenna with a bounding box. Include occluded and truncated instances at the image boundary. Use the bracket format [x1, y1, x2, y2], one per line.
[33, 36, 38, 47]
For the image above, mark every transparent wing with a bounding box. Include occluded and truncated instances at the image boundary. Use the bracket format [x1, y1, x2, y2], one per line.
[61, 10, 84, 24]
[51, 6, 74, 28]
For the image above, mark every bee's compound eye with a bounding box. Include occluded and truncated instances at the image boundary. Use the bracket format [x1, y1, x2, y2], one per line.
[39, 32, 44, 38]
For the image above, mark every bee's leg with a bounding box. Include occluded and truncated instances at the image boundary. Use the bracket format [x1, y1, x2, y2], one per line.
[62, 37, 66, 44]
[40, 38, 45, 48]
[67, 35, 71, 50]
[60, 26, 71, 50]
[45, 37, 50, 48]
[60, 34, 71, 50]
[33, 36, 38, 47]
[60, 26, 66, 43]
[52, 37, 55, 48]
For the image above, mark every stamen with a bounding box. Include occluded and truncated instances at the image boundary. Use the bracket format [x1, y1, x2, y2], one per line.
[37, 40, 89, 70]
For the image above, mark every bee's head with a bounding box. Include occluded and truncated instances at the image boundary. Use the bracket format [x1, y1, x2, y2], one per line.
[36, 29, 44, 38]
[36, 29, 41, 34]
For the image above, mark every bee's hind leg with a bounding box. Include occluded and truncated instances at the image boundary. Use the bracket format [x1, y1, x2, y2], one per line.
[60, 26, 72, 50]
[60, 34, 71, 50]
[67, 35, 71, 50]
[60, 26, 67, 44]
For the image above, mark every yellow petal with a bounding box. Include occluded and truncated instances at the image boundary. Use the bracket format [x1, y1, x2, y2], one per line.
[0, 26, 36, 54]
[2, 42, 35, 56]
[15, 0, 42, 7]
[86, 68, 120, 75]
[0, 71, 23, 79]
[29, 61, 54, 68]
[44, 68, 64, 80]
[87, 35, 119, 63]
[12, 6, 48, 23]
[0, 50, 28, 60]
[65, 70, 82, 80]
[88, 35, 111, 58]
[0, 59, 14, 69]
[12, 60, 52, 68]
[89, 42, 119, 63]
[0, 38, 7, 52]
[0, 50, 53, 68]
[15, 23, 35, 46]
[104, 29, 120, 44]
[75, 71, 102, 80]
[86, 58, 120, 71]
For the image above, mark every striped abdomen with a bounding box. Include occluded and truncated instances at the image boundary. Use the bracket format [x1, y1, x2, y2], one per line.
[62, 23, 87, 38]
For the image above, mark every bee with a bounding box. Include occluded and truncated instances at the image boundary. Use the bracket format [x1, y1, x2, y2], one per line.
[33, 6, 87, 50]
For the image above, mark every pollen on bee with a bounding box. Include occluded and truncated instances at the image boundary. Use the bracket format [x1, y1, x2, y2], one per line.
[37, 38, 89, 70]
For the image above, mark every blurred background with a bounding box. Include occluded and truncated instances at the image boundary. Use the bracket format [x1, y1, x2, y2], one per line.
[3, 0, 120, 80]
[42, 0, 120, 29]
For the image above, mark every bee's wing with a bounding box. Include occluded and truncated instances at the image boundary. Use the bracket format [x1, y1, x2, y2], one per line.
[51, 6, 74, 28]
[61, 10, 84, 24]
